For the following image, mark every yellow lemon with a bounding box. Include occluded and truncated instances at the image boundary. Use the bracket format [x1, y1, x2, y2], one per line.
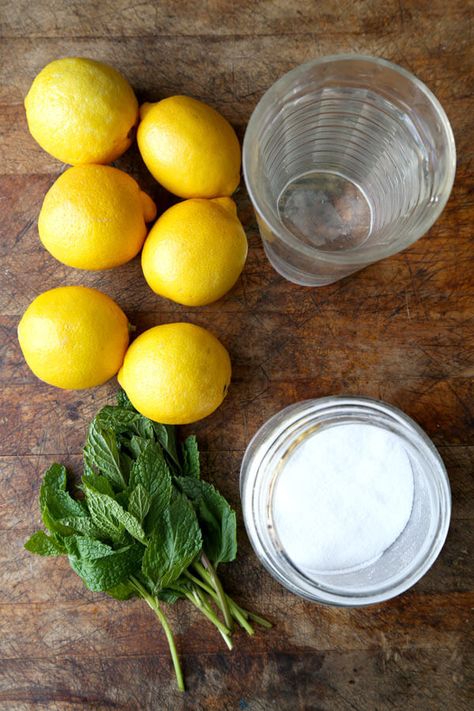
[137, 95, 240, 198]
[25, 57, 138, 165]
[118, 323, 231, 424]
[141, 198, 247, 306]
[39, 165, 157, 270]
[18, 286, 129, 389]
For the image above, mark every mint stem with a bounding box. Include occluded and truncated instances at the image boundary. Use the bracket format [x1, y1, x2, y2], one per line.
[184, 569, 215, 597]
[195, 555, 233, 631]
[185, 568, 271, 632]
[227, 598, 254, 636]
[192, 588, 233, 650]
[130, 577, 185, 692]
[183, 587, 233, 648]
[244, 609, 273, 629]
[150, 598, 185, 692]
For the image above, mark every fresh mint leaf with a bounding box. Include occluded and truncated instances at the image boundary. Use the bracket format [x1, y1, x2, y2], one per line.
[83, 458, 96, 479]
[97, 405, 140, 430]
[136, 417, 159, 441]
[58, 516, 103, 538]
[181, 436, 200, 479]
[83, 480, 146, 544]
[44, 490, 86, 520]
[82, 488, 125, 543]
[106, 580, 137, 600]
[129, 442, 172, 528]
[128, 435, 149, 459]
[84, 421, 126, 490]
[96, 400, 180, 468]
[39, 467, 90, 537]
[64, 535, 115, 560]
[157, 588, 184, 603]
[177, 478, 237, 566]
[39, 463, 68, 506]
[41, 507, 74, 537]
[142, 493, 202, 591]
[153, 424, 180, 467]
[119, 451, 133, 481]
[114, 490, 130, 509]
[128, 484, 151, 523]
[96, 406, 155, 440]
[116, 389, 135, 410]
[69, 543, 142, 592]
[145, 496, 168, 535]
[24, 530, 65, 556]
[82, 472, 115, 497]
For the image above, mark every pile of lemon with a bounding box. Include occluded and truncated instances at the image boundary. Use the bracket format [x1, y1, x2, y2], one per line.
[19, 57, 247, 424]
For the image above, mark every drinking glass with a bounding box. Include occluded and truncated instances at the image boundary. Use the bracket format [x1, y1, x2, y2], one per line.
[243, 55, 456, 286]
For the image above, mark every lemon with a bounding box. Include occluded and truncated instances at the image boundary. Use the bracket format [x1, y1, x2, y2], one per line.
[137, 95, 240, 198]
[141, 198, 247, 306]
[18, 286, 129, 389]
[118, 323, 231, 424]
[38, 165, 157, 270]
[25, 57, 138, 165]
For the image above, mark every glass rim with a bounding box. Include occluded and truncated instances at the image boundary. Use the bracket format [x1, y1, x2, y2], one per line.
[240, 396, 452, 606]
[242, 53, 457, 267]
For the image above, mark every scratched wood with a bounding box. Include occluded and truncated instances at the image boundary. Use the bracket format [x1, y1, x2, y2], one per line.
[0, 1, 473, 709]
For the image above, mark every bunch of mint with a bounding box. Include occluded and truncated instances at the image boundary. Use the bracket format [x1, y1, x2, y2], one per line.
[25, 391, 270, 691]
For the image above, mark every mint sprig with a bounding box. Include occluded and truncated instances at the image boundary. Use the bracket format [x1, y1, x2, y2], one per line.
[25, 391, 271, 691]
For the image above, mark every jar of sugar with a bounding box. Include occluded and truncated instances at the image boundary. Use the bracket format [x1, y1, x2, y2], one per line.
[240, 396, 451, 606]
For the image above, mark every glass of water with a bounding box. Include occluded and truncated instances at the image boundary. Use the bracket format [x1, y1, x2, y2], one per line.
[243, 55, 456, 286]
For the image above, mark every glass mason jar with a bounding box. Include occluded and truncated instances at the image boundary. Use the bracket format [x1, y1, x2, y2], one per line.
[240, 397, 451, 606]
[243, 55, 456, 286]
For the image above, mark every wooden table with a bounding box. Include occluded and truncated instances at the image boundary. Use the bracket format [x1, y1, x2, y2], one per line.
[1, 1, 472, 709]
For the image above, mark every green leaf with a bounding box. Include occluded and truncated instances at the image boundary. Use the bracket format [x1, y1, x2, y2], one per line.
[95, 406, 155, 440]
[119, 452, 133, 481]
[106, 580, 137, 600]
[24, 530, 65, 556]
[177, 478, 237, 566]
[128, 484, 151, 523]
[157, 588, 184, 604]
[81, 488, 125, 543]
[142, 493, 202, 591]
[84, 421, 126, 490]
[39, 463, 68, 508]
[41, 505, 74, 537]
[83, 458, 96, 479]
[83, 480, 146, 544]
[116, 389, 135, 410]
[95, 400, 180, 467]
[181, 436, 200, 479]
[129, 441, 172, 528]
[154, 424, 180, 467]
[58, 516, 103, 538]
[38, 465, 90, 537]
[63, 535, 115, 560]
[97, 405, 139, 430]
[128, 435, 149, 459]
[82, 472, 115, 497]
[39, 465, 68, 533]
[69, 544, 142, 592]
[114, 490, 130, 509]
[44, 490, 86, 521]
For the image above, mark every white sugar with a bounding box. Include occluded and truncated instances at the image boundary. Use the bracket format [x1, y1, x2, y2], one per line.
[273, 423, 414, 572]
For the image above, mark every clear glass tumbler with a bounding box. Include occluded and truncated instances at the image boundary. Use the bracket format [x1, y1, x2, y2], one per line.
[243, 55, 456, 286]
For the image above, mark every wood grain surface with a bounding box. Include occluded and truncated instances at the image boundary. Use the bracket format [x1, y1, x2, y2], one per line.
[0, 1, 473, 709]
